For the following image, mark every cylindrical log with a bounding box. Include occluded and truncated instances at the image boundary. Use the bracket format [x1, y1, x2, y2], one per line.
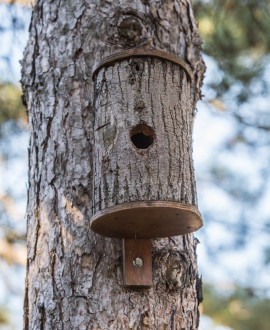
[91, 56, 202, 238]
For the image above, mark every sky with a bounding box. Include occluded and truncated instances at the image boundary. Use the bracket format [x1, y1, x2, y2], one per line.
[194, 55, 270, 293]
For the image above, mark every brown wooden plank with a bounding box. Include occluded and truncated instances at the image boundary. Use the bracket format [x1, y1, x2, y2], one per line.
[123, 239, 152, 288]
[90, 201, 203, 239]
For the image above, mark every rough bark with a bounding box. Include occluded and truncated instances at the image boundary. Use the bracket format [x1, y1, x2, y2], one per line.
[21, 0, 205, 329]
[93, 58, 196, 215]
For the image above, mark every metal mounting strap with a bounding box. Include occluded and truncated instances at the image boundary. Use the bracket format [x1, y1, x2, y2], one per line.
[92, 48, 193, 80]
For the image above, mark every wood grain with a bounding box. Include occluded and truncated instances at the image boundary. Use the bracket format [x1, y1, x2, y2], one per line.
[123, 239, 152, 287]
[91, 201, 203, 238]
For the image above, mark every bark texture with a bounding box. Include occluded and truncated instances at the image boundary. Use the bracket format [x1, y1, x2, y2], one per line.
[93, 58, 196, 215]
[21, 0, 205, 329]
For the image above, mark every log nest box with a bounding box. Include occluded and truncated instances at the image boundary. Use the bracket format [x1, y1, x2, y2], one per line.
[90, 49, 203, 286]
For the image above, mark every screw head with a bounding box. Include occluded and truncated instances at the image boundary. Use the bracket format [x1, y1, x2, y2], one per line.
[133, 257, 143, 268]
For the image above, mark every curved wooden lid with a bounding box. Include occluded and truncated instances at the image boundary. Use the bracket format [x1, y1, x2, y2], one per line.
[92, 48, 193, 80]
[90, 201, 203, 239]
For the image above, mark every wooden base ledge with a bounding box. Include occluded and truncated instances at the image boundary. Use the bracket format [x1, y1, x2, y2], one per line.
[90, 201, 203, 239]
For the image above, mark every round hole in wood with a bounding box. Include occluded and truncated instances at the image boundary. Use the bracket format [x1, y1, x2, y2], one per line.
[130, 123, 154, 150]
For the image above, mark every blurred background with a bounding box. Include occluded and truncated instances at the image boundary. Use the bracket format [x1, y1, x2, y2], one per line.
[0, 0, 269, 329]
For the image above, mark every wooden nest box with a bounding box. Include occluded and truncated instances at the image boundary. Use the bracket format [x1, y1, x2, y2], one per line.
[90, 49, 203, 286]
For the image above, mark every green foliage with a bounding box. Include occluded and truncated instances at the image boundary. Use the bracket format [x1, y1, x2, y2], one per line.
[203, 283, 270, 330]
[0, 305, 9, 325]
[0, 82, 26, 127]
[194, 0, 270, 99]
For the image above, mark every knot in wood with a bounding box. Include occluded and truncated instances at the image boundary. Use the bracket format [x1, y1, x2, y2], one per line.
[166, 252, 196, 292]
[141, 311, 151, 327]
[118, 17, 143, 46]
[134, 100, 145, 112]
[153, 250, 195, 292]
[130, 58, 144, 74]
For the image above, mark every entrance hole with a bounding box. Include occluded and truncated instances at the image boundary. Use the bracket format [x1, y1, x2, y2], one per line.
[130, 123, 154, 150]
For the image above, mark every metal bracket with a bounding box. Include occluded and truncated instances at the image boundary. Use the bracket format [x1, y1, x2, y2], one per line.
[92, 48, 193, 81]
[123, 239, 152, 287]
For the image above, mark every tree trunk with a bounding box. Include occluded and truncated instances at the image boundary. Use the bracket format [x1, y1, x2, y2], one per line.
[21, 0, 205, 329]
